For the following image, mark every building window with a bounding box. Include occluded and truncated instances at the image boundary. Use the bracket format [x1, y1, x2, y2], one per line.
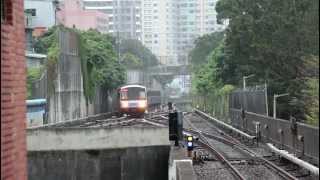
[25, 9, 36, 16]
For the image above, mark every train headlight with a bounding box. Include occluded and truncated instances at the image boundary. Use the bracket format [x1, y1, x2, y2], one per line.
[120, 101, 128, 108]
[138, 100, 147, 108]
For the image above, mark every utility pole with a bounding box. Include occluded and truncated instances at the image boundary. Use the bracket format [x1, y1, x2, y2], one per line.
[243, 74, 255, 90]
[117, 31, 121, 64]
[273, 93, 289, 119]
[52, 0, 60, 26]
[264, 82, 269, 116]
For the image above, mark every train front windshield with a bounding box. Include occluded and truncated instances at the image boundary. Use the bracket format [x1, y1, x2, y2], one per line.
[120, 87, 146, 100]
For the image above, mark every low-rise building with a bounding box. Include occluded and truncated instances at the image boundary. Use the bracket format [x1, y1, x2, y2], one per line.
[57, 0, 109, 33]
[24, 0, 56, 29]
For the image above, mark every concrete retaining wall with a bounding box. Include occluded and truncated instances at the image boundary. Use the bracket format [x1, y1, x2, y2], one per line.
[48, 30, 112, 123]
[27, 127, 170, 151]
[28, 146, 170, 180]
[48, 30, 87, 123]
[168, 145, 196, 180]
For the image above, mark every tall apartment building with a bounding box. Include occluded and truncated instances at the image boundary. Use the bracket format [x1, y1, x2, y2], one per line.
[142, 0, 173, 65]
[142, 0, 227, 65]
[83, 0, 142, 40]
[81, 0, 226, 66]
[176, 0, 226, 64]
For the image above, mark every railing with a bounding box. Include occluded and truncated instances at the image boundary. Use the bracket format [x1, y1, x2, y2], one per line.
[230, 108, 319, 165]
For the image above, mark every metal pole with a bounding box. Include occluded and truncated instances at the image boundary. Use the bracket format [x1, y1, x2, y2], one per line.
[265, 82, 269, 116]
[243, 74, 254, 91]
[273, 95, 277, 119]
[117, 31, 120, 64]
[54, 9, 56, 25]
[243, 77, 246, 90]
[273, 93, 289, 119]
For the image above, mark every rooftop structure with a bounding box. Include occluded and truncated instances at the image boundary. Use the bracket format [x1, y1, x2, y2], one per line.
[24, 0, 56, 29]
[57, 0, 109, 33]
[82, 0, 142, 40]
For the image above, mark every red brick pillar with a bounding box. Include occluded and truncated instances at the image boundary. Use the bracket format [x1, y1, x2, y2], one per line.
[1, 0, 28, 180]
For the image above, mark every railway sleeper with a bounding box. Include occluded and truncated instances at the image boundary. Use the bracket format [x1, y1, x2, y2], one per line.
[294, 171, 311, 178]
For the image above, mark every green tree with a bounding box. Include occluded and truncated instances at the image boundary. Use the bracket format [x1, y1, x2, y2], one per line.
[121, 52, 143, 69]
[192, 40, 225, 95]
[304, 78, 319, 126]
[33, 25, 60, 54]
[215, 0, 319, 121]
[120, 39, 158, 68]
[189, 32, 225, 70]
[34, 26, 126, 103]
[79, 29, 125, 101]
[27, 67, 43, 99]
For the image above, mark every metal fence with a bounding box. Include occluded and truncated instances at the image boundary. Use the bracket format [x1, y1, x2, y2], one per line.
[229, 85, 267, 115]
[194, 84, 318, 165]
[193, 85, 268, 123]
[31, 71, 47, 99]
[230, 108, 319, 165]
[192, 93, 230, 123]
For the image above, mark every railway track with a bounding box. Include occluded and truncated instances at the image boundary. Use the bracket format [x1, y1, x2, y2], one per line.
[40, 109, 316, 179]
[40, 111, 170, 128]
[184, 112, 316, 180]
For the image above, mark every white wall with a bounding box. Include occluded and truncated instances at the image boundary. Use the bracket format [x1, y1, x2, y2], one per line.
[27, 127, 170, 151]
[24, 0, 55, 28]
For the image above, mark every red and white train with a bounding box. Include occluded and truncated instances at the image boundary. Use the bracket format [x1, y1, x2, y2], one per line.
[117, 85, 148, 117]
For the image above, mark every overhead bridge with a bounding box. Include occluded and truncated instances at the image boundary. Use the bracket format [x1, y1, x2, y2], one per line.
[147, 65, 190, 76]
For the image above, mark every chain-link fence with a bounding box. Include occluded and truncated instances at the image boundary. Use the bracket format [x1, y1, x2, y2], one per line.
[192, 93, 231, 123]
[192, 84, 268, 122]
[229, 85, 268, 115]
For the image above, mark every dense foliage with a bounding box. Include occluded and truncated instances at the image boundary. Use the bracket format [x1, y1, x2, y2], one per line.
[119, 39, 159, 68]
[79, 29, 125, 102]
[189, 32, 225, 69]
[190, 0, 319, 125]
[34, 26, 126, 102]
[121, 52, 143, 69]
[26, 67, 43, 99]
[33, 26, 60, 95]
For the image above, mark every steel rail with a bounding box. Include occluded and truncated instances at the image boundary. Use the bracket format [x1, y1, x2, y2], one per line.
[196, 131, 247, 180]
[186, 128, 299, 180]
[184, 118, 246, 179]
[186, 113, 299, 180]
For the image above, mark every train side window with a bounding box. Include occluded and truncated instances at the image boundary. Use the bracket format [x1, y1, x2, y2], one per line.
[139, 91, 146, 99]
[120, 91, 128, 100]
